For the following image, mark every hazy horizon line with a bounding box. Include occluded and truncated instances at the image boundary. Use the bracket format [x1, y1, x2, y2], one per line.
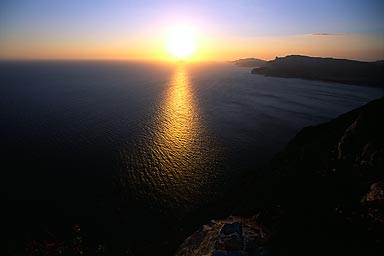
[0, 54, 382, 63]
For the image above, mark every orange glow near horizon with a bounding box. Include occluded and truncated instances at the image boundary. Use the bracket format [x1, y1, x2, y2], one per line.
[1, 1, 383, 62]
[0, 32, 383, 62]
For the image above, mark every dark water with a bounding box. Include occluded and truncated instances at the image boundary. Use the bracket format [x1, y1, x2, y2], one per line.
[1, 61, 382, 253]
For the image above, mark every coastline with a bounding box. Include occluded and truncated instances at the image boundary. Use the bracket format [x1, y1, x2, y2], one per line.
[250, 55, 384, 88]
[176, 97, 384, 255]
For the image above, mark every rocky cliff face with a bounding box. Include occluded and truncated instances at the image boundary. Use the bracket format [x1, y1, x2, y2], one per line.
[175, 216, 271, 256]
[272, 96, 383, 176]
[176, 97, 384, 256]
[268, 97, 384, 254]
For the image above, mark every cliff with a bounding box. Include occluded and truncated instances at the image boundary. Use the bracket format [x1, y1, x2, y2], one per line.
[251, 55, 384, 87]
[176, 97, 384, 255]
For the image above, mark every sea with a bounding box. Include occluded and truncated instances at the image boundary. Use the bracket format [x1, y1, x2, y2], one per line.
[1, 61, 382, 254]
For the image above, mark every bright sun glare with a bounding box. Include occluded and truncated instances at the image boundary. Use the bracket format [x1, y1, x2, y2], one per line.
[167, 26, 197, 60]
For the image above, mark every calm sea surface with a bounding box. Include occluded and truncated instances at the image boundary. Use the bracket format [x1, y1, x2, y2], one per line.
[1, 61, 382, 251]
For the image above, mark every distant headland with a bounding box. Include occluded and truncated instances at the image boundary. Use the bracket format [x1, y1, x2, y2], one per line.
[230, 58, 267, 67]
[233, 55, 384, 87]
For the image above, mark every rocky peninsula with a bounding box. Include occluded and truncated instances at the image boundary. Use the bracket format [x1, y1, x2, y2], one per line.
[251, 55, 384, 87]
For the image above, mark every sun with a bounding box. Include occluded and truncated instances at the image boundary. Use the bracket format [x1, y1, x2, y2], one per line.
[167, 26, 197, 60]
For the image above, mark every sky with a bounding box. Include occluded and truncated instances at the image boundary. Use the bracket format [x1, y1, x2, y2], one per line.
[0, 0, 383, 61]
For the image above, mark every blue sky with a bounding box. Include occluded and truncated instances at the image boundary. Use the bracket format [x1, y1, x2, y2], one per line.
[0, 0, 383, 60]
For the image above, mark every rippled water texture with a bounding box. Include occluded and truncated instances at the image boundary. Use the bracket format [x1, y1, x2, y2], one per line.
[1, 61, 382, 224]
[120, 66, 220, 211]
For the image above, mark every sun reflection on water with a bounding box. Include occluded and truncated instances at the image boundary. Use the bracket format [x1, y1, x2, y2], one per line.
[120, 65, 219, 212]
[154, 66, 200, 165]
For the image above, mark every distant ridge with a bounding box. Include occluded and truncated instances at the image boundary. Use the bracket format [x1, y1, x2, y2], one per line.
[251, 55, 384, 87]
[231, 58, 267, 67]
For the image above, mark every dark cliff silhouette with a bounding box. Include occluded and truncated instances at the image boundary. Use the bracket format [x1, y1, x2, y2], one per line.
[264, 97, 384, 255]
[251, 55, 384, 87]
[177, 97, 384, 255]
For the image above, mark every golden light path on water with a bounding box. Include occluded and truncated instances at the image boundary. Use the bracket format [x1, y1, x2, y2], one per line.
[120, 65, 220, 213]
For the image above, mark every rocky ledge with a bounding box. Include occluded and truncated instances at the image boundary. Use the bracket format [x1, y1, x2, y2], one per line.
[176, 216, 271, 256]
[177, 97, 384, 255]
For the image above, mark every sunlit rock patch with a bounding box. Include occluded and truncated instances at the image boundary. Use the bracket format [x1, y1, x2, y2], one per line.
[175, 216, 271, 256]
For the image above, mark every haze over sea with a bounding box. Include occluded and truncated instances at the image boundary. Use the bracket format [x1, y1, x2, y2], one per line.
[1, 61, 382, 249]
